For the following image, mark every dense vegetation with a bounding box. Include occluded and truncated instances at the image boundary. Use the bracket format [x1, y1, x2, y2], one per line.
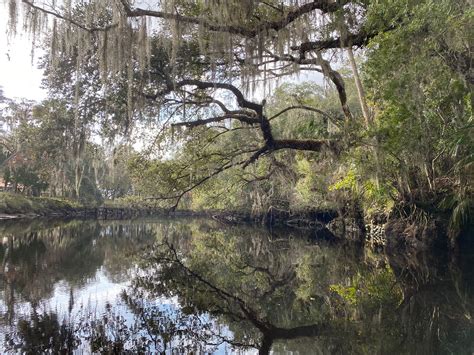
[1, 0, 472, 239]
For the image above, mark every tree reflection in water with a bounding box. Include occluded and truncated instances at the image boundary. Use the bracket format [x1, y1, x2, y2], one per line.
[1, 219, 473, 354]
[127, 222, 474, 354]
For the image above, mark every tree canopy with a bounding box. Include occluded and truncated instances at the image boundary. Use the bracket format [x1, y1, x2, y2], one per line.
[3, 0, 473, 234]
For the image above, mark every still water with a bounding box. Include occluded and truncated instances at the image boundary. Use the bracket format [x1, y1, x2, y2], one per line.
[0, 218, 472, 354]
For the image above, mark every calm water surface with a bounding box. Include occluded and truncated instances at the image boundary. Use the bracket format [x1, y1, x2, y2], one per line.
[0, 218, 472, 354]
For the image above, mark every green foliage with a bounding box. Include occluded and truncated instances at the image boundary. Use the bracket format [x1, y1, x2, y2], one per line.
[3, 0, 471, 239]
[330, 284, 358, 305]
[330, 266, 403, 311]
[439, 192, 474, 237]
[127, 81, 356, 213]
[1, 97, 134, 203]
[357, 0, 473, 231]
[329, 168, 357, 192]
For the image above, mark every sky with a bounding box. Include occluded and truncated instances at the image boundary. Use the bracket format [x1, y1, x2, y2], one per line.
[0, 3, 46, 102]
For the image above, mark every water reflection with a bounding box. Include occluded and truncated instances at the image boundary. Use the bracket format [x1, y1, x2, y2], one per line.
[0, 218, 472, 354]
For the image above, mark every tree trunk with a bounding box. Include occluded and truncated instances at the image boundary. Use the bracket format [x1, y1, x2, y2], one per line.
[347, 47, 381, 186]
[74, 159, 85, 199]
[347, 47, 371, 126]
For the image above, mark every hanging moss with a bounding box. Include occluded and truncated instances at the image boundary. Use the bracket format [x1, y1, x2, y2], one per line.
[10, 0, 351, 96]
[7, 0, 18, 37]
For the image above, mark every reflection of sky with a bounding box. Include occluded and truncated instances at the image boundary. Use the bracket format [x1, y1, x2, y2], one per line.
[0, 240, 252, 354]
[51, 268, 129, 314]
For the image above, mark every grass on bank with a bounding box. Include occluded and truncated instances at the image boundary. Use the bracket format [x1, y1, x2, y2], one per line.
[0, 192, 80, 215]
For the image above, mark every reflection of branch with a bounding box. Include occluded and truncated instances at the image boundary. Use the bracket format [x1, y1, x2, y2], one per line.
[232, 257, 297, 299]
[121, 291, 162, 350]
[157, 240, 273, 333]
[152, 240, 338, 354]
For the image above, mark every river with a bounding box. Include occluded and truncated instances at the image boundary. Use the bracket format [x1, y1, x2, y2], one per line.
[0, 218, 472, 354]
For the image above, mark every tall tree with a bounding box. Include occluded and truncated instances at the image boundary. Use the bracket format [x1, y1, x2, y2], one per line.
[7, 0, 472, 233]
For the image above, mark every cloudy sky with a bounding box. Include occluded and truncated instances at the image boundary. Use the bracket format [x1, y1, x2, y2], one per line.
[0, 3, 46, 102]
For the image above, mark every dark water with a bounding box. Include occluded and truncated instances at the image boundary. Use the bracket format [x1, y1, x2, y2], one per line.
[0, 218, 472, 354]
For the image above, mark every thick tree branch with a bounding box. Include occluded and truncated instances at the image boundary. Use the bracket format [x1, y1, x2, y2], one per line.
[316, 52, 353, 121]
[172, 113, 258, 128]
[23, 0, 351, 39]
[160, 79, 338, 161]
[273, 138, 333, 152]
[119, 0, 348, 38]
[176, 80, 263, 114]
[291, 31, 377, 53]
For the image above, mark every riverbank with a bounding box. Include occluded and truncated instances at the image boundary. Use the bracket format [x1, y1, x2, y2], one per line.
[1, 192, 469, 252]
[0, 193, 155, 220]
[0, 193, 214, 220]
[212, 207, 473, 252]
[0, 193, 356, 244]
[0, 192, 80, 219]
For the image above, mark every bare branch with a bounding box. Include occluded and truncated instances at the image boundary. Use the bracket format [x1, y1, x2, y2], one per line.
[243, 146, 270, 168]
[269, 105, 336, 124]
[176, 80, 263, 114]
[171, 113, 258, 128]
[146, 157, 249, 211]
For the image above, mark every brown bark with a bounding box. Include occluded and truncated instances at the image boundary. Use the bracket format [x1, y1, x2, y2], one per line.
[166, 80, 338, 168]
[292, 31, 377, 54]
[316, 52, 353, 121]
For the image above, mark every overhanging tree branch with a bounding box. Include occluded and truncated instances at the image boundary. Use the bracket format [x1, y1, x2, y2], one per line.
[172, 113, 258, 128]
[119, 0, 349, 37]
[291, 31, 376, 54]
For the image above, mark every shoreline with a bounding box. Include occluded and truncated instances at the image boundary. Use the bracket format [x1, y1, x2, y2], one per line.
[2, 193, 469, 253]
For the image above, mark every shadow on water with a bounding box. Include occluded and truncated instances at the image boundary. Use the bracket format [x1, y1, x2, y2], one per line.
[0, 218, 472, 354]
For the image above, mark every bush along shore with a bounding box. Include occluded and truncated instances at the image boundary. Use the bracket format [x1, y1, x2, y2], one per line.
[211, 206, 473, 253]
